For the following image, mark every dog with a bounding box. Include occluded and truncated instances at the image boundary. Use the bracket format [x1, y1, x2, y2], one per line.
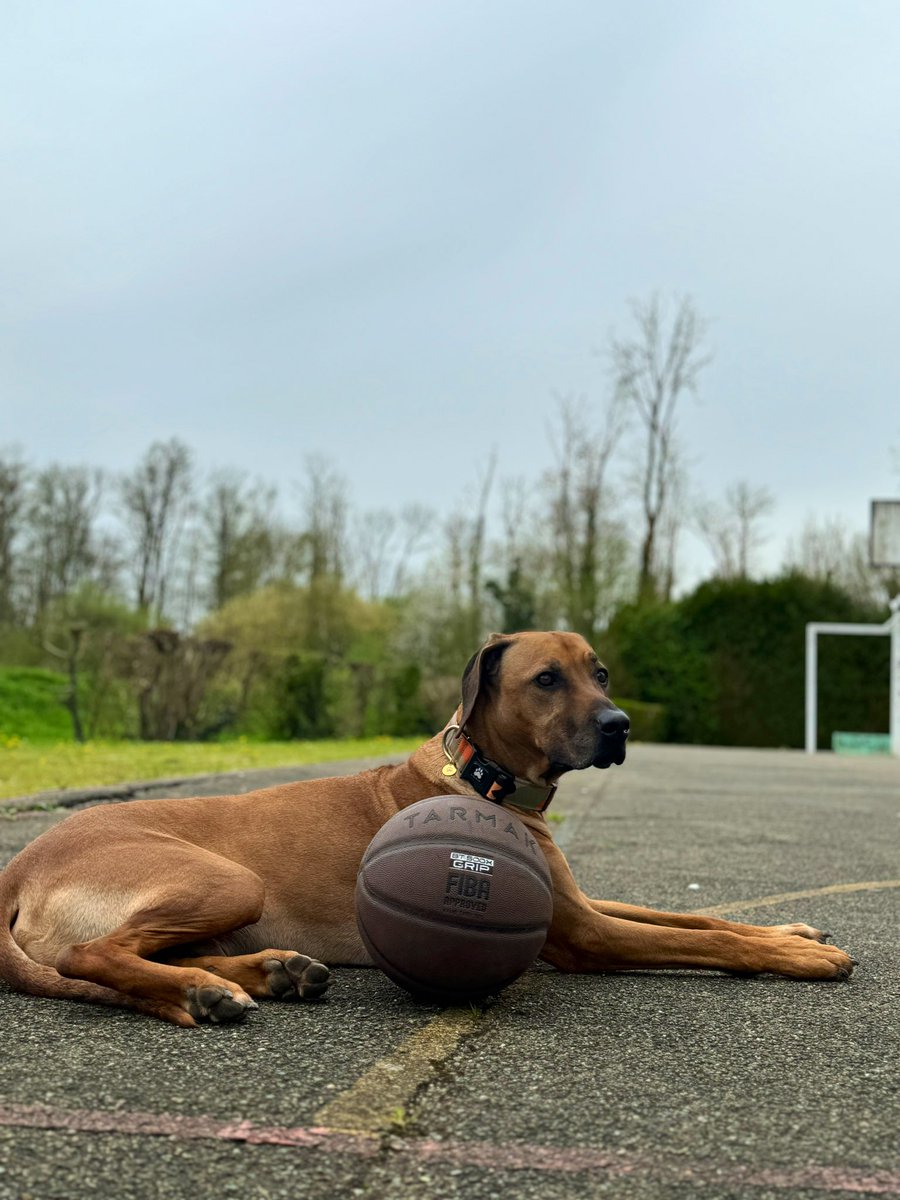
[0, 631, 855, 1026]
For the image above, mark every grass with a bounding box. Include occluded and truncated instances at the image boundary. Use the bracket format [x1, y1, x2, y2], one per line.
[0, 735, 421, 801]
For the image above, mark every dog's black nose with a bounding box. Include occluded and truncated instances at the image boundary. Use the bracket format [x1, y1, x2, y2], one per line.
[597, 707, 630, 739]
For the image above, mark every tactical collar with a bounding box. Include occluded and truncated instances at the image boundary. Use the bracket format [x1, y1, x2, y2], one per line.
[440, 725, 556, 814]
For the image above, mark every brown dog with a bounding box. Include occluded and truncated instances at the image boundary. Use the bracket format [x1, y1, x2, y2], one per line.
[0, 631, 854, 1026]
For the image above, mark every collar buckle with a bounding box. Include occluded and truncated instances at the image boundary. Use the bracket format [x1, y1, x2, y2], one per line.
[441, 725, 556, 814]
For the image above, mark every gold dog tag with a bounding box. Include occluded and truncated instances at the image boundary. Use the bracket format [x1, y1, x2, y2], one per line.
[441, 763, 458, 777]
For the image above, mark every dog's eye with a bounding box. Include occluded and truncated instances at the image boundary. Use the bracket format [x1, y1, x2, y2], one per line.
[596, 668, 609, 687]
[535, 671, 556, 688]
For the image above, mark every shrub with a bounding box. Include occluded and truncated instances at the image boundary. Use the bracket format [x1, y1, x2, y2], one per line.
[604, 574, 889, 748]
[0, 667, 70, 741]
[614, 698, 667, 743]
[271, 652, 336, 740]
[603, 602, 715, 742]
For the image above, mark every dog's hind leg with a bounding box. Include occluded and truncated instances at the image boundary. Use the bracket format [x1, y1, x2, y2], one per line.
[164, 949, 332, 1001]
[54, 845, 267, 1027]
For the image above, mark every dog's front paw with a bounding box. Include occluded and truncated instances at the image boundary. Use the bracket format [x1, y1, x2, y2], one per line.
[186, 983, 258, 1024]
[264, 953, 332, 1000]
[770, 939, 857, 981]
[769, 922, 831, 943]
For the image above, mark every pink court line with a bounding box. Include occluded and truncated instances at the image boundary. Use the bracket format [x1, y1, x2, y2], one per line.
[2, 1104, 899, 1195]
[0, 1103, 376, 1158]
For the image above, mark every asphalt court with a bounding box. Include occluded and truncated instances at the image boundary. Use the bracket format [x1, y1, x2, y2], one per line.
[1, 743, 898, 1199]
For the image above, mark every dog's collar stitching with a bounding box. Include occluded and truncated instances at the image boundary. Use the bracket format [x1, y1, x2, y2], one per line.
[441, 725, 556, 813]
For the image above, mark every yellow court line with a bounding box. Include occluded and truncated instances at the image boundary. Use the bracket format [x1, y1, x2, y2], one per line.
[316, 878, 900, 1135]
[695, 878, 900, 917]
[313, 1007, 481, 1134]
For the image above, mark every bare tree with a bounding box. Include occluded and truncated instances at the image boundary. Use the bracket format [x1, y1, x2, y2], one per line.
[546, 395, 629, 637]
[353, 509, 397, 601]
[467, 449, 498, 636]
[43, 622, 87, 742]
[294, 456, 353, 656]
[657, 462, 688, 602]
[203, 470, 278, 609]
[0, 450, 26, 622]
[783, 515, 897, 606]
[300, 456, 348, 585]
[443, 515, 466, 617]
[390, 504, 432, 596]
[696, 481, 775, 580]
[485, 476, 542, 632]
[499, 476, 531, 560]
[173, 526, 204, 631]
[21, 465, 105, 624]
[783, 516, 850, 586]
[120, 439, 194, 620]
[610, 294, 712, 599]
[350, 504, 432, 601]
[429, 455, 498, 658]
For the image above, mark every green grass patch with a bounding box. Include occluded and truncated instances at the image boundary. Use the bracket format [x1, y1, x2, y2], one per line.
[0, 667, 71, 741]
[0, 736, 421, 801]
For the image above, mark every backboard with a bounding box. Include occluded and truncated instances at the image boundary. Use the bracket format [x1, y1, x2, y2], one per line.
[869, 499, 900, 568]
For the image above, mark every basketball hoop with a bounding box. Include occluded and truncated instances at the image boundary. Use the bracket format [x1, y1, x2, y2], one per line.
[870, 499, 900, 568]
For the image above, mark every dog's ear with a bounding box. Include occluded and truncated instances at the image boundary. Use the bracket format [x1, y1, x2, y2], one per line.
[459, 633, 513, 729]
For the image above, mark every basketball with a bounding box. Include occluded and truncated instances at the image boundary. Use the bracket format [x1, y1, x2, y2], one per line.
[355, 794, 553, 1004]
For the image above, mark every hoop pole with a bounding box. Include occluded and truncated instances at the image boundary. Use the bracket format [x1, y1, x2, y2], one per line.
[805, 624, 817, 754]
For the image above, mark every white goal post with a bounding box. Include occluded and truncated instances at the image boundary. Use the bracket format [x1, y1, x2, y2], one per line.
[804, 598, 900, 756]
[806, 499, 900, 757]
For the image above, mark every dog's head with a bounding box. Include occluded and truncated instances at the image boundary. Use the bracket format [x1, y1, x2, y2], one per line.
[458, 630, 630, 784]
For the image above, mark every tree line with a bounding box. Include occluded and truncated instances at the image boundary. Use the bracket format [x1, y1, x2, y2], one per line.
[1, 294, 895, 745]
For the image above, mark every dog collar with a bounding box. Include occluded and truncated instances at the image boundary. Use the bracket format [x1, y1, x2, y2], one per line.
[441, 725, 556, 813]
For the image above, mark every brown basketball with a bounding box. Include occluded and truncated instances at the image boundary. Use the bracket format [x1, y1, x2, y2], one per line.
[355, 794, 553, 1004]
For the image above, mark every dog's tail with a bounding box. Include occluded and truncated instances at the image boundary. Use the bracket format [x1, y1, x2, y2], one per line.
[0, 862, 124, 1010]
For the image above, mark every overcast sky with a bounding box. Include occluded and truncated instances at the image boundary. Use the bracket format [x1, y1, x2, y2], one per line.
[3, 1, 899, 585]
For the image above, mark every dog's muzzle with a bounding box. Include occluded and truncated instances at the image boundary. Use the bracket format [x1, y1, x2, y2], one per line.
[594, 706, 630, 769]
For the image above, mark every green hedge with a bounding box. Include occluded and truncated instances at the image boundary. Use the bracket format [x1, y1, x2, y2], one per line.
[605, 575, 889, 749]
[614, 698, 667, 743]
[0, 667, 71, 741]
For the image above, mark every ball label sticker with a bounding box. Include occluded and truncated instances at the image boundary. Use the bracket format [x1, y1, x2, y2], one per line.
[444, 852, 494, 911]
[450, 851, 494, 874]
